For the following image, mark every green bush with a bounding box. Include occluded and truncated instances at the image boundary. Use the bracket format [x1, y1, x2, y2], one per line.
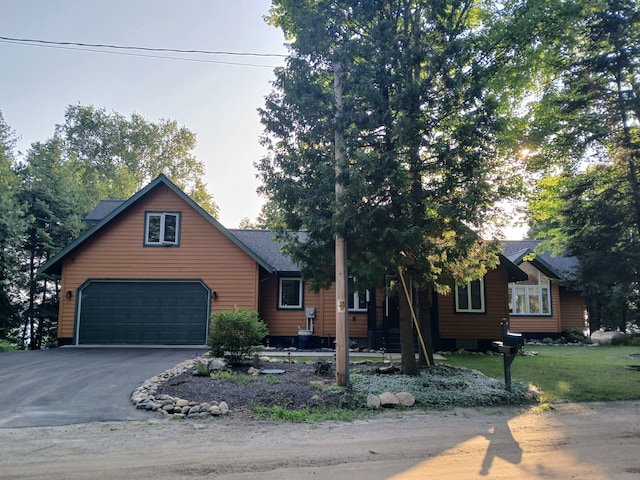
[0, 339, 19, 352]
[208, 308, 269, 365]
[562, 329, 591, 344]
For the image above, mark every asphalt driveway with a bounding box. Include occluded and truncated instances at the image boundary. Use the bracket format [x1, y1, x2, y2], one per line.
[0, 347, 206, 428]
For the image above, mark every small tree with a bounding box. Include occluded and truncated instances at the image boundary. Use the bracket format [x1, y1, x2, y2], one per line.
[208, 308, 269, 365]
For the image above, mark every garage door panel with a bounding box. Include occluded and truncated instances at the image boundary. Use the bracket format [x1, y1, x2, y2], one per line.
[78, 281, 209, 345]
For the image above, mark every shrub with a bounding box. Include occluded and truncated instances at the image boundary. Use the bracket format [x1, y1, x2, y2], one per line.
[193, 356, 210, 376]
[0, 339, 19, 352]
[562, 329, 591, 344]
[208, 308, 269, 365]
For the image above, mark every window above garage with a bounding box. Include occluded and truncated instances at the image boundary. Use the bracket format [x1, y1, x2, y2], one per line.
[145, 211, 181, 246]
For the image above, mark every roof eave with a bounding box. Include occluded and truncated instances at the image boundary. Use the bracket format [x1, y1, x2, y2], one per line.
[499, 254, 528, 282]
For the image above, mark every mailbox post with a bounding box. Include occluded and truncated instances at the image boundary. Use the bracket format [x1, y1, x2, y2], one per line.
[492, 318, 524, 391]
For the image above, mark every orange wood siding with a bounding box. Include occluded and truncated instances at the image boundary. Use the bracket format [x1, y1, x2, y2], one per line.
[258, 278, 321, 337]
[508, 282, 562, 333]
[258, 279, 369, 339]
[317, 283, 368, 339]
[438, 266, 510, 340]
[57, 185, 259, 340]
[559, 289, 587, 330]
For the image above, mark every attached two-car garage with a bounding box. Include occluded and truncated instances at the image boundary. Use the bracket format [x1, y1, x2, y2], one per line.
[76, 281, 210, 345]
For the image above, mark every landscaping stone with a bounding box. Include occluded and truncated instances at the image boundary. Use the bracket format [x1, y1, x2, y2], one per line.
[395, 392, 415, 407]
[591, 330, 626, 345]
[366, 394, 381, 409]
[132, 356, 421, 421]
[130, 358, 231, 419]
[378, 391, 399, 408]
[207, 358, 227, 371]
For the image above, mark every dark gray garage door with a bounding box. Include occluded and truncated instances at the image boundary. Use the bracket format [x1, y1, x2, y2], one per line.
[77, 281, 210, 345]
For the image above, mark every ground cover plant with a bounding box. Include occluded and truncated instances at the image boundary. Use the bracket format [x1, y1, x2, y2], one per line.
[440, 345, 640, 402]
[350, 363, 530, 408]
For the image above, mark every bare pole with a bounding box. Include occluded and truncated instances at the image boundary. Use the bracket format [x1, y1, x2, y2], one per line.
[334, 59, 349, 387]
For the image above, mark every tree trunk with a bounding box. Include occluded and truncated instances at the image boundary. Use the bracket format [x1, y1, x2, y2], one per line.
[398, 279, 418, 374]
[416, 287, 434, 367]
[33, 279, 47, 349]
[28, 250, 37, 349]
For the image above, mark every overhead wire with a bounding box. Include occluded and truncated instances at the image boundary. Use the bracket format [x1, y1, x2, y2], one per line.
[0, 35, 287, 68]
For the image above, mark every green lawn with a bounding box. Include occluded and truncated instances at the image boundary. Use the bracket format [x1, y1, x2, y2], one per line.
[439, 345, 640, 402]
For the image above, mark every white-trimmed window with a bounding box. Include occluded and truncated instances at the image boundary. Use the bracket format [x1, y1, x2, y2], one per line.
[455, 278, 485, 313]
[508, 263, 551, 315]
[145, 212, 180, 246]
[279, 277, 303, 309]
[348, 277, 369, 312]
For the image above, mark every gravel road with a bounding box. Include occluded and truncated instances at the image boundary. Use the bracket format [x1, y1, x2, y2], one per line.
[1, 400, 639, 479]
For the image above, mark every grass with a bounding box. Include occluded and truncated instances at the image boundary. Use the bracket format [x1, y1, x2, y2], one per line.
[210, 370, 257, 385]
[440, 345, 640, 402]
[252, 405, 365, 422]
[248, 346, 640, 422]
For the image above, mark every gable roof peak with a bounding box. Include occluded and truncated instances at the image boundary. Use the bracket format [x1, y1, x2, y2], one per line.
[40, 174, 275, 275]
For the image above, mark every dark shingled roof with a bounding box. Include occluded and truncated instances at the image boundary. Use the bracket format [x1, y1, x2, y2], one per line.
[85, 199, 125, 223]
[503, 240, 578, 279]
[230, 230, 303, 273]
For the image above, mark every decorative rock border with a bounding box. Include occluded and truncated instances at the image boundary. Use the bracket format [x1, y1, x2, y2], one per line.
[130, 358, 230, 418]
[366, 391, 416, 409]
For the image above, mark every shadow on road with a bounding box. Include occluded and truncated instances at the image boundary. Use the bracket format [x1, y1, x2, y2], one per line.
[479, 418, 523, 476]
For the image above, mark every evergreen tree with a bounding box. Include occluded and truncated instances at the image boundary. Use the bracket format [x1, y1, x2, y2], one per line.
[17, 138, 88, 348]
[259, 1, 535, 372]
[0, 112, 23, 341]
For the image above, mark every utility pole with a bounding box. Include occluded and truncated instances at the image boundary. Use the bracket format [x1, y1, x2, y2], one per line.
[334, 59, 349, 387]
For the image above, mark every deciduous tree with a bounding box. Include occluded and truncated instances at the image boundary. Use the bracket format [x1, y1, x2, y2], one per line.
[59, 105, 219, 216]
[525, 0, 640, 332]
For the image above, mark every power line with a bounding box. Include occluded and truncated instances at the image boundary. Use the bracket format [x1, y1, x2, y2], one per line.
[0, 38, 282, 68]
[0, 35, 287, 58]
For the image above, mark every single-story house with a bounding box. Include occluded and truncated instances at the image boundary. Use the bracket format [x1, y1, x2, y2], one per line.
[41, 174, 586, 350]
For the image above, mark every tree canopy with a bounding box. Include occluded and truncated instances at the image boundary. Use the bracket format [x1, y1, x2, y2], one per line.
[58, 105, 219, 216]
[525, 0, 640, 331]
[0, 105, 218, 347]
[259, 0, 536, 290]
[259, 0, 546, 372]
[0, 112, 22, 339]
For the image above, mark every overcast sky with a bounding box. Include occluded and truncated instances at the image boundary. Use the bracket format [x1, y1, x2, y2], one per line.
[0, 0, 287, 228]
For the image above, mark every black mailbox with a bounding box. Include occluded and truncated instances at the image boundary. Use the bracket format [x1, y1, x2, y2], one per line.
[504, 332, 524, 349]
[494, 318, 524, 391]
